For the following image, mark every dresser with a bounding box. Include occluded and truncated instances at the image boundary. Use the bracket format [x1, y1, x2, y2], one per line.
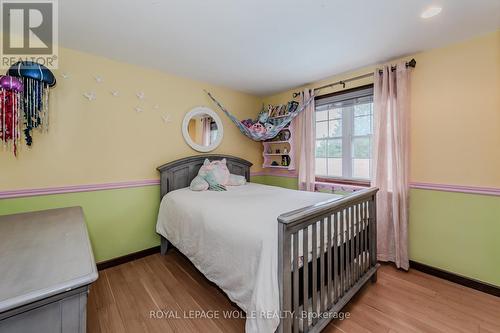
[0, 207, 98, 333]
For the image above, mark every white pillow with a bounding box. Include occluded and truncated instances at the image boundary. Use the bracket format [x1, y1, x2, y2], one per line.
[228, 174, 247, 186]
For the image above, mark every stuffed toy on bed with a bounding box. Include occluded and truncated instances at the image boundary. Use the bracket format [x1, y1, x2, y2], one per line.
[202, 171, 227, 191]
[189, 158, 247, 191]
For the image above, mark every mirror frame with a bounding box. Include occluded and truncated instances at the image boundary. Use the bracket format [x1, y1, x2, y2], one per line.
[182, 106, 224, 152]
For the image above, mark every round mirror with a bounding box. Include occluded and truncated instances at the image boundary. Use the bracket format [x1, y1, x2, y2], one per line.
[182, 107, 223, 152]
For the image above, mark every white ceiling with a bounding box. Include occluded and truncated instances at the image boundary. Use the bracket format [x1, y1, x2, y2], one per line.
[59, 0, 500, 96]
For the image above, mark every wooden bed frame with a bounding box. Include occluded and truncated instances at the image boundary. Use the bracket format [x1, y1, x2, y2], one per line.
[157, 154, 379, 333]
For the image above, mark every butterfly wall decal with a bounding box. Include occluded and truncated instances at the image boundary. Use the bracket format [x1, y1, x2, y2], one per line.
[162, 114, 172, 123]
[83, 92, 96, 101]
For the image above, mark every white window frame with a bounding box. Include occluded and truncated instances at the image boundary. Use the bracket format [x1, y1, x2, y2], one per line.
[314, 85, 373, 181]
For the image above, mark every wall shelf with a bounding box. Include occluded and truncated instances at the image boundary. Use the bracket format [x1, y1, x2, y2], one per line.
[262, 120, 295, 171]
[264, 153, 290, 156]
[263, 165, 290, 169]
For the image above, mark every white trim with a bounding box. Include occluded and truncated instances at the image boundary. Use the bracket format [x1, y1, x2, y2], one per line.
[181, 106, 224, 153]
[342, 105, 353, 177]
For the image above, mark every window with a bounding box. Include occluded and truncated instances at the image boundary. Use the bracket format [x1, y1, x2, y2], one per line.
[315, 85, 373, 181]
[210, 120, 218, 144]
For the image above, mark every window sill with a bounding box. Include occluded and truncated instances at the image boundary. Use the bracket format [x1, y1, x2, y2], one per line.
[315, 177, 370, 188]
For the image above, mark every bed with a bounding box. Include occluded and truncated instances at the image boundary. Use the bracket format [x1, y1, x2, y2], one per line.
[156, 154, 379, 333]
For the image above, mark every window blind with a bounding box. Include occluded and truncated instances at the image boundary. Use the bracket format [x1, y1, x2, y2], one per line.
[315, 86, 374, 111]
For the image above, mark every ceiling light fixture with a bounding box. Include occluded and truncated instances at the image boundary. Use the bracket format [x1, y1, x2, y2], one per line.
[421, 6, 442, 19]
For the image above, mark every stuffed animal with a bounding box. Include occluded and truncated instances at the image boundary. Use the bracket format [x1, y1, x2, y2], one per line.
[250, 122, 266, 135]
[190, 158, 247, 191]
[198, 158, 230, 185]
[264, 122, 275, 133]
[288, 101, 299, 114]
[258, 110, 269, 124]
[202, 171, 227, 191]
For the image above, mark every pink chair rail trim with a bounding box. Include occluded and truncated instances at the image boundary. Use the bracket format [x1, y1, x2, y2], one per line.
[410, 182, 500, 197]
[251, 172, 500, 197]
[1, 177, 499, 199]
[0, 179, 160, 199]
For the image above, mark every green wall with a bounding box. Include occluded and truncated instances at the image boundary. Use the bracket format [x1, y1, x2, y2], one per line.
[0, 186, 161, 263]
[409, 189, 500, 286]
[252, 175, 298, 189]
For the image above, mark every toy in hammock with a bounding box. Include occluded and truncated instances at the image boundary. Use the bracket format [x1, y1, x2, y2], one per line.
[0, 76, 24, 155]
[7, 61, 56, 146]
[205, 90, 315, 141]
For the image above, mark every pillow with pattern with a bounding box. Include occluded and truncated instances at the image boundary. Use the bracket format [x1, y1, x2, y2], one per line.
[198, 158, 230, 185]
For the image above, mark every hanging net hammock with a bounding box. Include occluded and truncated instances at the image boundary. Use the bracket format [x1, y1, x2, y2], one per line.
[205, 90, 315, 141]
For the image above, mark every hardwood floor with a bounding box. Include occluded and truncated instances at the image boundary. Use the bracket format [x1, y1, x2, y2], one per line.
[88, 250, 500, 333]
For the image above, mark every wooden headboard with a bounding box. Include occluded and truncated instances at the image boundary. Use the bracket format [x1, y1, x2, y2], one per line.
[157, 155, 253, 199]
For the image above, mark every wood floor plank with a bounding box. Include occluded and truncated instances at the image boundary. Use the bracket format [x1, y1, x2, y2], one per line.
[164, 255, 245, 332]
[148, 253, 243, 332]
[139, 258, 201, 333]
[107, 265, 174, 333]
[144, 254, 224, 333]
[88, 252, 500, 333]
[378, 266, 500, 332]
[361, 286, 458, 333]
[90, 270, 131, 333]
[383, 267, 500, 311]
[374, 275, 480, 332]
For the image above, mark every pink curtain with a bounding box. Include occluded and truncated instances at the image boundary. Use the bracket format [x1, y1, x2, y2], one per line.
[372, 63, 411, 270]
[294, 89, 316, 191]
[202, 117, 212, 146]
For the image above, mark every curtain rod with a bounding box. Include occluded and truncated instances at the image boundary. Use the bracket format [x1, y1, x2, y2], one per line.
[292, 58, 416, 98]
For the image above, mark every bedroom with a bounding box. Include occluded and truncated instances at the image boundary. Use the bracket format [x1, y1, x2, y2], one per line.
[0, 0, 499, 332]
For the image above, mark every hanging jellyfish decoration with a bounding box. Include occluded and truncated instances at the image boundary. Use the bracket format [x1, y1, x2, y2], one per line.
[0, 76, 24, 155]
[7, 61, 56, 146]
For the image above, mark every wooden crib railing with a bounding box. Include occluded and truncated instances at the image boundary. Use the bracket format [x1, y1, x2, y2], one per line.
[277, 187, 379, 333]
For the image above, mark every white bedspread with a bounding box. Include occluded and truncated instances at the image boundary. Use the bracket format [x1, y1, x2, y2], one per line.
[156, 183, 341, 333]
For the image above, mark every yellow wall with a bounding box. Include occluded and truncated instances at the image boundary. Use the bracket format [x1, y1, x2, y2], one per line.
[263, 30, 500, 188]
[410, 31, 500, 187]
[0, 47, 263, 190]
